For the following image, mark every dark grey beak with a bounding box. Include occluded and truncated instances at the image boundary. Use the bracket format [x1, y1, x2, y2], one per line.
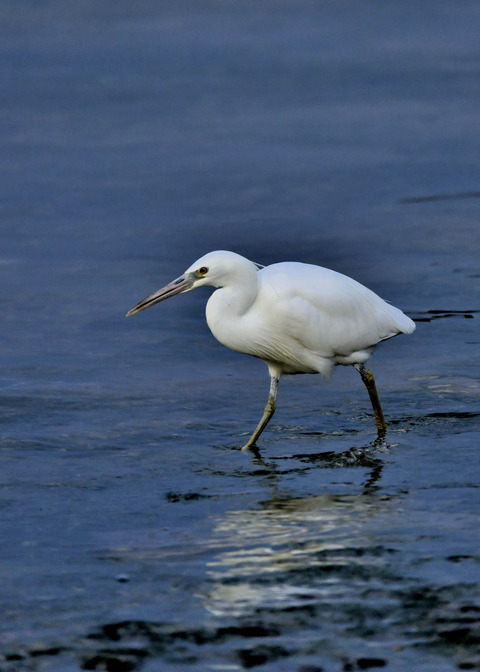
[126, 275, 195, 316]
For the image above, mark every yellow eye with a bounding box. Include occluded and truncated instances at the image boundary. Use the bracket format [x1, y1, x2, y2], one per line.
[198, 266, 208, 276]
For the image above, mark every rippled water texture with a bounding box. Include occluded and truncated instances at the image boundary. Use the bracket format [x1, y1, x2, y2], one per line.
[1, 1, 479, 670]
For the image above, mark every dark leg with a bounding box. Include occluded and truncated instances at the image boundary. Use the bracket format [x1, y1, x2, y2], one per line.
[242, 373, 279, 450]
[354, 363, 387, 438]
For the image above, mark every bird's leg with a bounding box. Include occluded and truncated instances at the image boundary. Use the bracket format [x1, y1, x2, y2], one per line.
[242, 374, 280, 450]
[354, 363, 387, 438]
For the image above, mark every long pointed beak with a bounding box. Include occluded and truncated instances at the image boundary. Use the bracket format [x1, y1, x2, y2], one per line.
[126, 274, 195, 316]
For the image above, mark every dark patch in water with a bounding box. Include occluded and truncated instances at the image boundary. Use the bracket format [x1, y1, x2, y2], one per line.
[165, 491, 214, 503]
[412, 310, 478, 322]
[390, 410, 480, 431]
[289, 446, 384, 469]
[82, 649, 145, 671]
[400, 191, 480, 203]
[426, 411, 480, 420]
[343, 658, 387, 670]
[237, 643, 289, 668]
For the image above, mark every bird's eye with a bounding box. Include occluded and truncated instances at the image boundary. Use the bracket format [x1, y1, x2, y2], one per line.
[198, 266, 208, 276]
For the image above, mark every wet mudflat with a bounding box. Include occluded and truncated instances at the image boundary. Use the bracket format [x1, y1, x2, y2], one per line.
[1, 1, 480, 671]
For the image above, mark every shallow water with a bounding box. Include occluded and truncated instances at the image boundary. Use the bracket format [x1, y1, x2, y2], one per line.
[1, 1, 480, 670]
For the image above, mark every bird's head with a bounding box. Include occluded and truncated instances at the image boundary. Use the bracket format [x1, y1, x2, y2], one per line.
[126, 250, 259, 316]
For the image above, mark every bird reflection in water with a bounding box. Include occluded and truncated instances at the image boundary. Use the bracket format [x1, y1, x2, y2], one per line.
[202, 470, 395, 618]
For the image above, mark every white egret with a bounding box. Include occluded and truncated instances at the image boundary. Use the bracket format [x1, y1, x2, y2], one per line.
[127, 250, 415, 449]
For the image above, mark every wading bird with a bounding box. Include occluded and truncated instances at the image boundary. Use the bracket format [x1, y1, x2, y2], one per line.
[127, 251, 415, 449]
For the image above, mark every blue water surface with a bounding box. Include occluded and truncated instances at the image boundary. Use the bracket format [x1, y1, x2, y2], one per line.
[1, 2, 479, 670]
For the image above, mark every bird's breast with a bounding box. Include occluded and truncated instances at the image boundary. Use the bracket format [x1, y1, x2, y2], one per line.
[206, 298, 253, 354]
[205, 290, 334, 376]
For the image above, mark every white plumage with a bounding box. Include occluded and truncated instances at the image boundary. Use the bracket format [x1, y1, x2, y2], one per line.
[127, 250, 415, 449]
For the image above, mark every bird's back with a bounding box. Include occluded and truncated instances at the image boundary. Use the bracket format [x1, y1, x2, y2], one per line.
[249, 261, 415, 374]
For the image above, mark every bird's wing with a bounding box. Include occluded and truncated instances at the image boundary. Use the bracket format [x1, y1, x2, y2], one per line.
[258, 263, 412, 358]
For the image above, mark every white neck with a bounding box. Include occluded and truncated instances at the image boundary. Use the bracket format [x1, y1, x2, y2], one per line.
[205, 266, 259, 345]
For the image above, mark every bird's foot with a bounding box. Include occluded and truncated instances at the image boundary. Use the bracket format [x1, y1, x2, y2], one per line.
[241, 441, 258, 452]
[372, 432, 389, 450]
